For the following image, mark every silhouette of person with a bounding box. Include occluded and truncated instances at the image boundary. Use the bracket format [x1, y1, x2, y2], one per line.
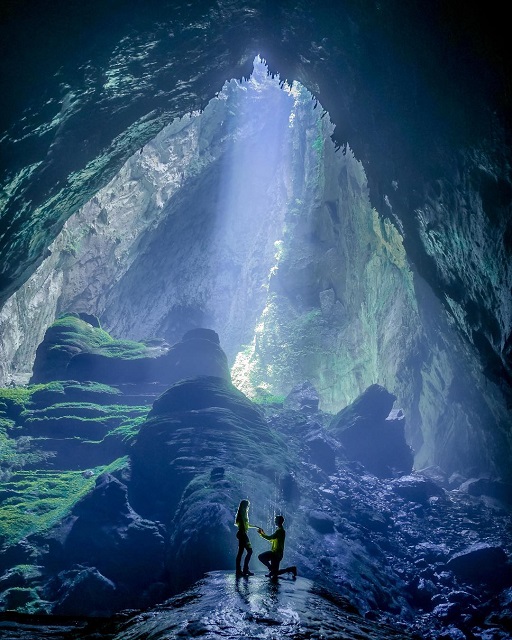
[234, 499, 258, 576]
[258, 515, 297, 578]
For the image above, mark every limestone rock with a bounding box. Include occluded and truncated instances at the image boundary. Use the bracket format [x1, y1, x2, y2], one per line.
[390, 474, 445, 504]
[131, 376, 282, 521]
[95, 571, 411, 639]
[30, 313, 165, 384]
[149, 375, 260, 421]
[330, 385, 413, 478]
[42, 473, 166, 605]
[446, 543, 512, 586]
[46, 566, 117, 617]
[459, 477, 512, 506]
[160, 329, 231, 384]
[284, 381, 320, 413]
[305, 433, 337, 473]
[308, 510, 335, 534]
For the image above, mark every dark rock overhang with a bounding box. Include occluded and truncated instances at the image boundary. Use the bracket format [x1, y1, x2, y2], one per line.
[1, 0, 511, 391]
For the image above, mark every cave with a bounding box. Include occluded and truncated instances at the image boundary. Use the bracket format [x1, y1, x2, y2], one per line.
[0, 2, 510, 639]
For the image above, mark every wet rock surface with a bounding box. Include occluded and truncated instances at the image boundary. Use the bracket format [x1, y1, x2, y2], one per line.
[0, 573, 416, 639]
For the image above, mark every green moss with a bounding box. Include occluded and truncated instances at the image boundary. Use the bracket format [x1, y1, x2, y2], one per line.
[1, 586, 41, 612]
[0, 383, 62, 412]
[0, 425, 51, 481]
[109, 415, 148, 443]
[48, 314, 150, 360]
[0, 457, 129, 546]
[96, 339, 148, 359]
[252, 393, 286, 406]
[64, 382, 122, 397]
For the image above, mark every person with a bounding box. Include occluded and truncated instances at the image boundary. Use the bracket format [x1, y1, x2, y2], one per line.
[257, 515, 297, 578]
[234, 499, 258, 577]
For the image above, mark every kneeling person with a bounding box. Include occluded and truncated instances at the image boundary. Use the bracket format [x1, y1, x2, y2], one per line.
[258, 515, 297, 578]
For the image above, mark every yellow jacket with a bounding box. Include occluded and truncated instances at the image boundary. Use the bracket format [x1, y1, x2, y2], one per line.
[260, 526, 285, 555]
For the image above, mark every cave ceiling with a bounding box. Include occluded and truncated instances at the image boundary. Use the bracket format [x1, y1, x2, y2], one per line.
[0, 0, 511, 397]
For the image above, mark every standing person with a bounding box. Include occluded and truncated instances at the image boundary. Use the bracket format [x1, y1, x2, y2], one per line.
[258, 515, 297, 578]
[234, 499, 258, 577]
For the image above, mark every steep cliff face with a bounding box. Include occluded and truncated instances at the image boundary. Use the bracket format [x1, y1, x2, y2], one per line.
[1, 60, 508, 479]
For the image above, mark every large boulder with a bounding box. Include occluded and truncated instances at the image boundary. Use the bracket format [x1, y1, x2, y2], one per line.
[30, 313, 167, 384]
[129, 375, 289, 590]
[130, 376, 284, 521]
[390, 474, 445, 504]
[30, 313, 106, 383]
[31, 317, 230, 386]
[45, 566, 117, 617]
[41, 472, 166, 611]
[459, 477, 512, 507]
[329, 385, 413, 478]
[284, 381, 320, 413]
[446, 543, 512, 588]
[155, 328, 231, 385]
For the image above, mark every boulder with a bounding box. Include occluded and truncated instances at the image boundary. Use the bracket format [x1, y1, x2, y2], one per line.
[305, 433, 337, 473]
[446, 543, 512, 587]
[153, 328, 231, 385]
[391, 475, 445, 504]
[31, 313, 166, 384]
[45, 566, 117, 617]
[415, 466, 450, 489]
[333, 384, 396, 424]
[31, 317, 230, 387]
[66, 327, 230, 385]
[42, 473, 166, 604]
[308, 510, 335, 534]
[284, 381, 320, 413]
[330, 385, 413, 478]
[149, 375, 261, 423]
[130, 376, 284, 520]
[459, 478, 512, 506]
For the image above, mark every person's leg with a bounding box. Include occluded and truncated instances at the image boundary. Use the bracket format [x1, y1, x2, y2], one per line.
[236, 546, 244, 575]
[258, 550, 273, 573]
[276, 565, 297, 577]
[236, 532, 245, 575]
[242, 545, 253, 575]
[269, 553, 281, 577]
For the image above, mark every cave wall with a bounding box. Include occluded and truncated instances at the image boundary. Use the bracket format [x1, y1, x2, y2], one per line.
[0, 1, 510, 477]
[2, 63, 509, 480]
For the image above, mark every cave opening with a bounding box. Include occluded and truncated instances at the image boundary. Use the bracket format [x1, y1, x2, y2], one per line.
[0, 56, 509, 483]
[3, 56, 398, 411]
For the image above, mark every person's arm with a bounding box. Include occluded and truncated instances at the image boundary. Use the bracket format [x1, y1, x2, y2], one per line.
[258, 528, 278, 540]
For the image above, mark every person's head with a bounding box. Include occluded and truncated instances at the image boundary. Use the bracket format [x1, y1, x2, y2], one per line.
[237, 499, 250, 516]
[275, 514, 285, 527]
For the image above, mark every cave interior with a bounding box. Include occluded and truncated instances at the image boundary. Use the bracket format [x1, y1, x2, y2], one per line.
[0, 1, 511, 638]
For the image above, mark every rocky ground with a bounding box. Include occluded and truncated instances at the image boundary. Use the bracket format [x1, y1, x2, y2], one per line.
[0, 317, 511, 639]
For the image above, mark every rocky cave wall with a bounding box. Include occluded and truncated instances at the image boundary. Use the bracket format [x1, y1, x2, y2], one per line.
[0, 1, 511, 478]
[0, 61, 509, 480]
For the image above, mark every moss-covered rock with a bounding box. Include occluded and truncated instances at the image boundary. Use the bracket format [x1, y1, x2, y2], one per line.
[30, 313, 163, 384]
[131, 376, 287, 521]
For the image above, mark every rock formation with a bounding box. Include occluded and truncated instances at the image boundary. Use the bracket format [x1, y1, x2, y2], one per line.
[0, 329, 510, 639]
[0, 3, 511, 637]
[0, 62, 508, 483]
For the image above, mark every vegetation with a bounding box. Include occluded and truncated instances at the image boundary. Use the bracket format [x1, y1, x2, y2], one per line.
[48, 314, 150, 359]
[109, 415, 148, 443]
[0, 378, 148, 482]
[0, 457, 129, 547]
[252, 393, 286, 406]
